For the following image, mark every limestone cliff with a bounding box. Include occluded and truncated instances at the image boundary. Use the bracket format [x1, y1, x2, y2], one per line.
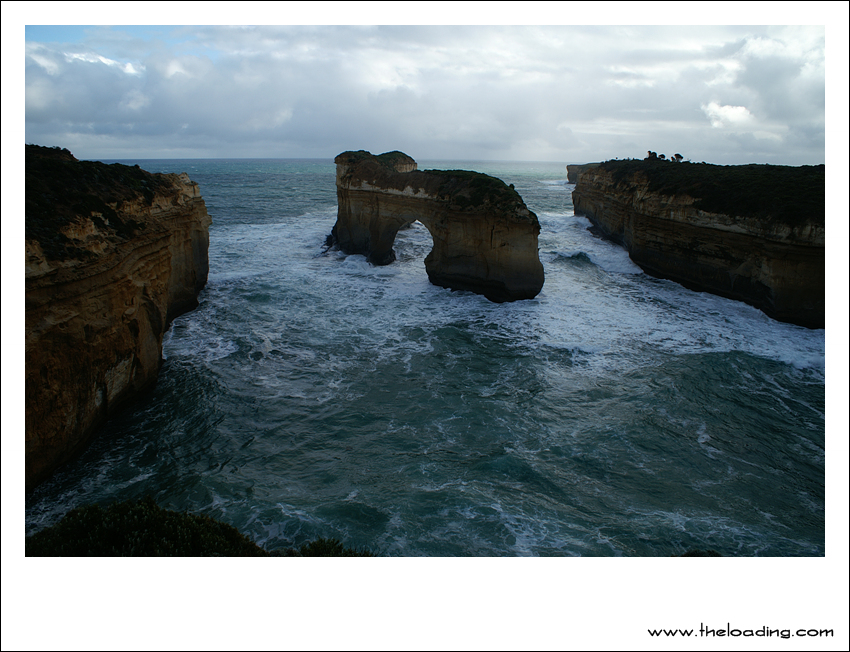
[566, 163, 599, 184]
[571, 160, 824, 328]
[25, 145, 212, 490]
[329, 150, 544, 302]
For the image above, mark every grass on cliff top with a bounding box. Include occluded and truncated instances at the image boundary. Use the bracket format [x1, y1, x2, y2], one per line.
[337, 150, 530, 216]
[596, 158, 824, 225]
[25, 497, 373, 557]
[375, 150, 416, 168]
[422, 168, 526, 213]
[26, 144, 169, 260]
[337, 149, 416, 171]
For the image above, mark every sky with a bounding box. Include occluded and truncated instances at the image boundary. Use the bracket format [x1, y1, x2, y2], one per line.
[9, 6, 847, 164]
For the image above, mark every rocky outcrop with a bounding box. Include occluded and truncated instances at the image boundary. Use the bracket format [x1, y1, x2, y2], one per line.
[25, 146, 212, 490]
[329, 150, 544, 302]
[566, 163, 599, 184]
[572, 160, 824, 328]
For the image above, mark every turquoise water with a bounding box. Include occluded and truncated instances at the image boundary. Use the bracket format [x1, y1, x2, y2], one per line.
[25, 159, 825, 556]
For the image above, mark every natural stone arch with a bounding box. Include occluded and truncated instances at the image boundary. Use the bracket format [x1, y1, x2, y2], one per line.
[328, 151, 545, 302]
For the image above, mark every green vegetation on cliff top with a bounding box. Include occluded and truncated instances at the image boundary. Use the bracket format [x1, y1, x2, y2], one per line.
[337, 149, 416, 170]
[375, 150, 416, 168]
[26, 144, 170, 260]
[595, 158, 824, 225]
[336, 149, 529, 217]
[422, 168, 526, 213]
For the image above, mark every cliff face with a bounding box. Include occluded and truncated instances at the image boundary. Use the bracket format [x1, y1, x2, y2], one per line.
[25, 146, 212, 490]
[566, 163, 599, 184]
[330, 150, 544, 302]
[571, 161, 824, 328]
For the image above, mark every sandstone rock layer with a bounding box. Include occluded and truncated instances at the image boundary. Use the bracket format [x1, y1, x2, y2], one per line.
[25, 146, 212, 490]
[566, 163, 599, 184]
[330, 150, 544, 302]
[571, 160, 824, 329]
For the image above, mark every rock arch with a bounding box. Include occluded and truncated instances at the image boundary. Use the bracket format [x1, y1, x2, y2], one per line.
[328, 151, 544, 302]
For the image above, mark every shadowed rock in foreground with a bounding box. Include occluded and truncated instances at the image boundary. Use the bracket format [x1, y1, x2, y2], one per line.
[572, 159, 824, 328]
[25, 145, 212, 490]
[25, 498, 373, 556]
[328, 150, 544, 302]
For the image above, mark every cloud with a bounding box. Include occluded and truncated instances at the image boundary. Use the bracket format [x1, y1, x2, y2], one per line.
[702, 102, 754, 128]
[118, 89, 150, 112]
[21, 24, 828, 164]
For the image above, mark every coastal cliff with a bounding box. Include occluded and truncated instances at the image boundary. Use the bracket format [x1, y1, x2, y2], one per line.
[25, 146, 212, 490]
[566, 163, 599, 184]
[572, 160, 824, 328]
[329, 150, 544, 302]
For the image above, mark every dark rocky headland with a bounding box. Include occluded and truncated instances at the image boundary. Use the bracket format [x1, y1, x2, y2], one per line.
[25, 498, 372, 556]
[328, 150, 545, 302]
[571, 159, 824, 328]
[25, 145, 212, 491]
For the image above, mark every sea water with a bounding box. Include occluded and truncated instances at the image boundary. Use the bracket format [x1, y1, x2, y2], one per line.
[24, 159, 825, 556]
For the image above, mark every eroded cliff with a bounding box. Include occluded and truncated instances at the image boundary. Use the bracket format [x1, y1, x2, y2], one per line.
[566, 163, 599, 184]
[572, 159, 824, 328]
[329, 150, 544, 302]
[25, 146, 212, 490]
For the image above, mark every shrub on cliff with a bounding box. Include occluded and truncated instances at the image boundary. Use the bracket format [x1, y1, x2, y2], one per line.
[424, 168, 526, 214]
[25, 144, 162, 261]
[26, 498, 374, 557]
[294, 538, 373, 557]
[599, 158, 824, 226]
[26, 497, 268, 556]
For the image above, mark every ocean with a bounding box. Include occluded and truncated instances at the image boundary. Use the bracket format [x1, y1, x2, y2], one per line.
[24, 158, 826, 556]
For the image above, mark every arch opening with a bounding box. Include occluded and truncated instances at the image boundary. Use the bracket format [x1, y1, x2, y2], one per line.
[329, 150, 544, 302]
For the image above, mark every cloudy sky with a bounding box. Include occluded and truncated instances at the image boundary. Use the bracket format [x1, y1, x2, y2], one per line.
[9, 6, 845, 165]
